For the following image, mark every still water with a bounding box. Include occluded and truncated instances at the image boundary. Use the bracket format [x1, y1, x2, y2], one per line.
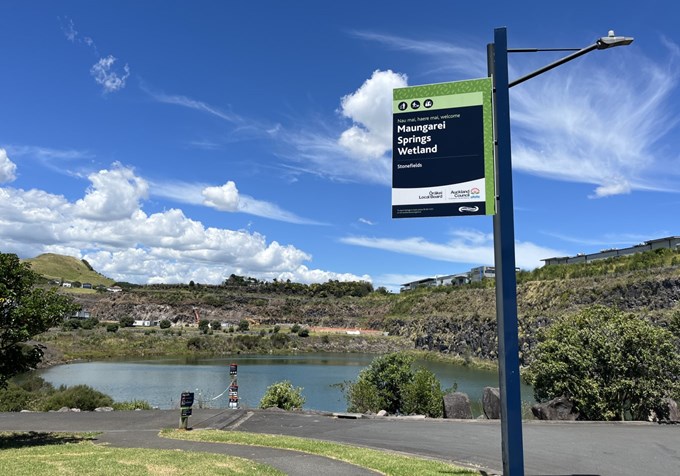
[36, 353, 534, 415]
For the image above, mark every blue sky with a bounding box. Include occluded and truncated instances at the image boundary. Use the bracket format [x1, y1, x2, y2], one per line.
[1, 1, 678, 290]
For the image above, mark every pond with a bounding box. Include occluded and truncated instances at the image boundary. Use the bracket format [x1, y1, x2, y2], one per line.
[35, 353, 534, 415]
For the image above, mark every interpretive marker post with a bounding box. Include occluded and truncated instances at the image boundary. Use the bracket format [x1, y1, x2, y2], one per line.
[179, 391, 194, 430]
[392, 78, 495, 219]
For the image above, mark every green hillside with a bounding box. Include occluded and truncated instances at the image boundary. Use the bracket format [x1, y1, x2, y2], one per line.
[23, 253, 114, 287]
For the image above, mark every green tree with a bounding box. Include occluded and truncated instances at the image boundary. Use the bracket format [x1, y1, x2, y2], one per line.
[159, 319, 172, 329]
[524, 305, 680, 421]
[345, 352, 445, 416]
[210, 320, 222, 331]
[402, 368, 445, 418]
[0, 253, 78, 389]
[259, 380, 305, 410]
[198, 320, 210, 334]
[237, 319, 249, 332]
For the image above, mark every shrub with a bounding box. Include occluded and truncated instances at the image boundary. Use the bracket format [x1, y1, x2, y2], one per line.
[159, 319, 172, 329]
[344, 352, 446, 417]
[187, 337, 205, 350]
[321, 334, 330, 344]
[297, 328, 310, 337]
[290, 324, 301, 334]
[106, 323, 119, 333]
[211, 320, 222, 331]
[237, 319, 250, 332]
[41, 384, 114, 411]
[80, 317, 99, 330]
[112, 399, 152, 410]
[61, 319, 81, 331]
[270, 332, 290, 349]
[119, 316, 134, 327]
[524, 305, 680, 421]
[402, 368, 444, 417]
[259, 380, 305, 410]
[198, 320, 210, 334]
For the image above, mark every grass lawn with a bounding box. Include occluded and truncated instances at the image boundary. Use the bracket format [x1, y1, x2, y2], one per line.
[161, 429, 479, 475]
[0, 432, 282, 476]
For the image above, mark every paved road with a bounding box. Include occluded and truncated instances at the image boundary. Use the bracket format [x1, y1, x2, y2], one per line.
[1, 409, 678, 475]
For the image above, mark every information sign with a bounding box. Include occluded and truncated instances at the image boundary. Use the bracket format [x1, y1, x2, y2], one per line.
[392, 78, 494, 218]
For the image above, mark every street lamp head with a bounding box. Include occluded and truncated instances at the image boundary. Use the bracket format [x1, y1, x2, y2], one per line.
[596, 30, 634, 49]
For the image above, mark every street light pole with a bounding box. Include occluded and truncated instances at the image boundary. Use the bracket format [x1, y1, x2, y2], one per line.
[488, 27, 633, 476]
[488, 27, 524, 476]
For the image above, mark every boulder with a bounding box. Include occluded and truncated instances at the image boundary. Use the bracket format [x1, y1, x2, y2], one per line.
[531, 396, 579, 421]
[443, 392, 472, 419]
[482, 387, 501, 419]
[376, 410, 387, 417]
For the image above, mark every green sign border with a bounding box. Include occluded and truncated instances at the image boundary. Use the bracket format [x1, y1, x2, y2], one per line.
[393, 78, 495, 215]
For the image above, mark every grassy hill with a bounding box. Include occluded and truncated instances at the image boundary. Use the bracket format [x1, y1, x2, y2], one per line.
[23, 253, 114, 287]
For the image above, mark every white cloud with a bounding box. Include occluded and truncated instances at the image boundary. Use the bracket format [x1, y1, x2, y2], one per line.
[74, 163, 148, 221]
[0, 149, 17, 183]
[202, 181, 240, 212]
[153, 179, 325, 225]
[341, 229, 564, 270]
[338, 69, 408, 160]
[90, 55, 130, 94]
[144, 88, 242, 123]
[356, 33, 680, 197]
[358, 218, 375, 225]
[0, 162, 352, 284]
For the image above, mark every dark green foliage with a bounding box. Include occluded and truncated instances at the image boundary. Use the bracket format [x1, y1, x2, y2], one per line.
[41, 384, 114, 411]
[270, 332, 289, 348]
[112, 399, 152, 410]
[119, 316, 134, 327]
[402, 368, 444, 418]
[297, 328, 310, 337]
[210, 320, 222, 331]
[344, 352, 446, 417]
[524, 305, 680, 421]
[81, 259, 94, 271]
[321, 334, 330, 344]
[259, 380, 305, 410]
[237, 319, 249, 332]
[198, 320, 210, 334]
[159, 319, 172, 329]
[290, 324, 301, 334]
[187, 337, 205, 350]
[106, 323, 119, 333]
[0, 252, 79, 389]
[80, 317, 99, 330]
[61, 318, 82, 330]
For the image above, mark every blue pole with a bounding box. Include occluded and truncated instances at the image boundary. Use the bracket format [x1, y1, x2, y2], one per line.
[490, 27, 525, 475]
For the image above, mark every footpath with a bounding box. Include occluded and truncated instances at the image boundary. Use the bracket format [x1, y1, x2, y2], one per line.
[1, 408, 678, 475]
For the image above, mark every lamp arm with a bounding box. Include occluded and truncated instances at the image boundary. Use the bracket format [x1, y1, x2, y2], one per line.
[508, 43, 598, 88]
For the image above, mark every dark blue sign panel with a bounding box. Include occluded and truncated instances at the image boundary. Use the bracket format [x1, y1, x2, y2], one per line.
[392, 79, 494, 218]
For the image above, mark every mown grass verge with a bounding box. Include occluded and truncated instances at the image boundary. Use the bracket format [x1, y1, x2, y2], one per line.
[0, 431, 282, 475]
[161, 429, 479, 475]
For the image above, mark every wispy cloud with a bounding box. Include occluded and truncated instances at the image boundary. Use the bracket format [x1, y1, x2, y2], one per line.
[60, 16, 129, 94]
[90, 55, 130, 94]
[341, 229, 565, 270]
[151, 179, 326, 225]
[354, 32, 680, 197]
[3, 145, 94, 175]
[143, 86, 243, 124]
[541, 231, 672, 248]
